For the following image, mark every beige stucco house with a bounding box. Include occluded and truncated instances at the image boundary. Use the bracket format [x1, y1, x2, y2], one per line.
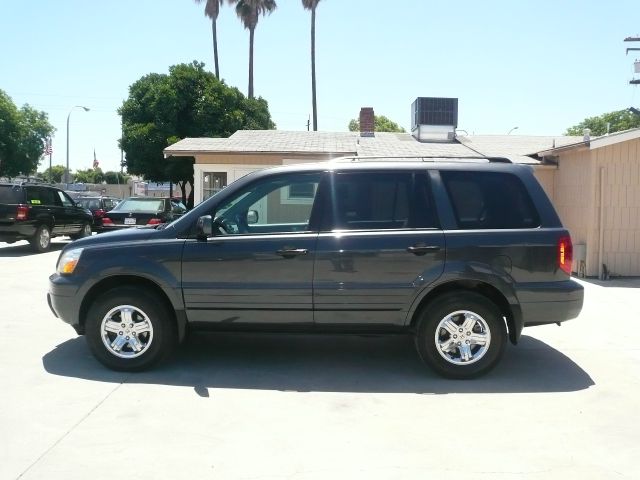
[538, 128, 640, 277]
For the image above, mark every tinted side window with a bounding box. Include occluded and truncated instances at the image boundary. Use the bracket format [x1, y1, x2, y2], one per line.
[103, 199, 118, 210]
[213, 173, 322, 235]
[171, 200, 187, 213]
[330, 172, 437, 230]
[441, 171, 539, 229]
[57, 190, 74, 207]
[26, 187, 57, 206]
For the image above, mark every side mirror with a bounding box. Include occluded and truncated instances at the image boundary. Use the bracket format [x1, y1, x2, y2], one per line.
[247, 209, 259, 225]
[196, 215, 212, 240]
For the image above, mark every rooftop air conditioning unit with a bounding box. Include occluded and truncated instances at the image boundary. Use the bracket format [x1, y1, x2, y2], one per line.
[411, 97, 458, 143]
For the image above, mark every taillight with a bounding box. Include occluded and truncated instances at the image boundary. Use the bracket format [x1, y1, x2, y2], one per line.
[558, 235, 573, 275]
[102, 217, 113, 225]
[147, 218, 162, 225]
[94, 209, 106, 218]
[16, 204, 29, 221]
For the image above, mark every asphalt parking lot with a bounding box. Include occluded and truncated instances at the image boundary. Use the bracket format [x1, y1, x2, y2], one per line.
[1, 237, 639, 480]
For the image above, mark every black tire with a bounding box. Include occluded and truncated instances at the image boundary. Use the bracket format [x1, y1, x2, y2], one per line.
[70, 222, 92, 240]
[29, 224, 51, 253]
[414, 291, 507, 379]
[85, 287, 177, 371]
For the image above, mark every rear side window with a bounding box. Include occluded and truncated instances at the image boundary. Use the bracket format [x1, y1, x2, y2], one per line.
[79, 198, 101, 210]
[0, 186, 24, 203]
[441, 171, 539, 229]
[103, 199, 118, 210]
[26, 187, 58, 206]
[329, 172, 437, 230]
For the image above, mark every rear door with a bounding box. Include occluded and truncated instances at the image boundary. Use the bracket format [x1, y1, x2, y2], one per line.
[313, 170, 445, 326]
[25, 186, 65, 235]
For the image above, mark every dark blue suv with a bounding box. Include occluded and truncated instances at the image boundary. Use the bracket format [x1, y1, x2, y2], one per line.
[48, 159, 583, 378]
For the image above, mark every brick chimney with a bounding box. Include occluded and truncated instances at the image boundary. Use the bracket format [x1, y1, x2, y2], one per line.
[359, 107, 375, 137]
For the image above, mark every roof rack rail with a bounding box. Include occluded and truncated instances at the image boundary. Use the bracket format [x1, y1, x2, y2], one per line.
[1, 177, 52, 186]
[18, 179, 52, 186]
[329, 155, 512, 164]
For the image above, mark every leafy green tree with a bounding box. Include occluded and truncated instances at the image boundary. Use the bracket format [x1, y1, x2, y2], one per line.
[42, 165, 66, 183]
[103, 171, 129, 184]
[565, 109, 640, 136]
[0, 90, 55, 177]
[194, 0, 225, 78]
[302, 0, 321, 131]
[119, 61, 275, 207]
[229, 0, 277, 99]
[348, 115, 406, 133]
[74, 168, 104, 184]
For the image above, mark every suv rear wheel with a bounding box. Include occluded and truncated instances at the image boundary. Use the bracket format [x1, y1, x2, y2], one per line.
[30, 224, 51, 252]
[85, 287, 177, 371]
[415, 292, 507, 379]
[70, 222, 92, 240]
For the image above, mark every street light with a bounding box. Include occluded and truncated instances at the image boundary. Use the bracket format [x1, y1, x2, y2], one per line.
[65, 106, 90, 184]
[507, 126, 519, 135]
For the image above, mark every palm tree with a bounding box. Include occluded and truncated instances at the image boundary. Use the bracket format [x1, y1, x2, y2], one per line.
[229, 0, 277, 98]
[194, 0, 224, 78]
[302, 0, 320, 131]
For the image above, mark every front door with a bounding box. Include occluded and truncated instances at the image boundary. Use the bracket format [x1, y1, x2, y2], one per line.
[313, 170, 445, 326]
[56, 190, 83, 234]
[181, 171, 324, 325]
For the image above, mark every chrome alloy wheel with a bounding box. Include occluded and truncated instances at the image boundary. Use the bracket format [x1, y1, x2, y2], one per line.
[82, 223, 92, 236]
[434, 310, 491, 365]
[39, 227, 50, 249]
[100, 305, 154, 359]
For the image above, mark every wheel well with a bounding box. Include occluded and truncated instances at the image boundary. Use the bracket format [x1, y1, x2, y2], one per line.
[411, 280, 518, 344]
[78, 276, 178, 335]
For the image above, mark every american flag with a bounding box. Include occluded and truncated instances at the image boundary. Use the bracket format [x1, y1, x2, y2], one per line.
[44, 138, 52, 156]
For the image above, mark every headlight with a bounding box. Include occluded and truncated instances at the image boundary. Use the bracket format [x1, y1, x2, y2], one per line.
[57, 248, 84, 275]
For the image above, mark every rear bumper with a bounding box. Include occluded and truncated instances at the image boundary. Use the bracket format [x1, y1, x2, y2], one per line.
[518, 279, 584, 327]
[0, 224, 37, 242]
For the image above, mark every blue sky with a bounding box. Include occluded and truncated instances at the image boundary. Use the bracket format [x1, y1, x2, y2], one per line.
[1, 0, 639, 173]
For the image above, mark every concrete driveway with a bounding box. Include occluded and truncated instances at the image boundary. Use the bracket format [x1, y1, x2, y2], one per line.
[1, 238, 638, 479]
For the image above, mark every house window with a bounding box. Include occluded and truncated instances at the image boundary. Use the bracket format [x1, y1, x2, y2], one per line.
[203, 172, 227, 200]
[281, 182, 317, 205]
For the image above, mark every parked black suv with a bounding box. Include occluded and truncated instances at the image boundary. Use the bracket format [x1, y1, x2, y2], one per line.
[1, 182, 93, 252]
[48, 159, 583, 378]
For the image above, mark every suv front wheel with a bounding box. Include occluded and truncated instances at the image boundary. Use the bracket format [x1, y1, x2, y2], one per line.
[85, 287, 177, 371]
[415, 292, 507, 379]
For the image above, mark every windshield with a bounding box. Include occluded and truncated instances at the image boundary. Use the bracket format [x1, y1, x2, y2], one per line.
[113, 198, 164, 212]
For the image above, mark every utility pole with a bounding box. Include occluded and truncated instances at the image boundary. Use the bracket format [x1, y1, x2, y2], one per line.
[306, 115, 311, 131]
[625, 36, 640, 85]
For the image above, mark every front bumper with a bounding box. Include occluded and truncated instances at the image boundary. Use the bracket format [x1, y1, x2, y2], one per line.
[48, 273, 84, 334]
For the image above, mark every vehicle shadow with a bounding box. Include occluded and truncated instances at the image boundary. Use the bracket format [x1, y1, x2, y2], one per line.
[42, 333, 594, 395]
[0, 240, 67, 257]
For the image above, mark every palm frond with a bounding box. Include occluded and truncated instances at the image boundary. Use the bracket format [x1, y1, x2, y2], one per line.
[301, 0, 320, 10]
[194, 0, 223, 20]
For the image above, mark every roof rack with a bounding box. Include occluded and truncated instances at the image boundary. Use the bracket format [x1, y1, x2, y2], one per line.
[329, 155, 511, 164]
[1, 177, 53, 186]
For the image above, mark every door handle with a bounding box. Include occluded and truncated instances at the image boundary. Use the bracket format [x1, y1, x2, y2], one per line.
[406, 244, 440, 256]
[276, 248, 308, 258]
